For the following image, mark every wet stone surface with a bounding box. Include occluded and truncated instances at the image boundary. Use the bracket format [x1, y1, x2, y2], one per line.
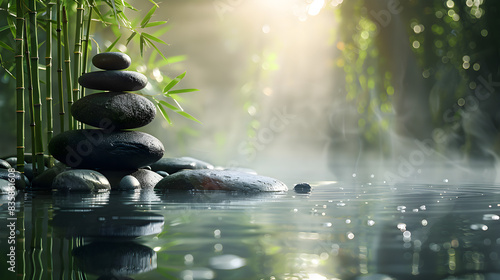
[155, 169, 288, 192]
[92, 52, 131, 70]
[53, 169, 111, 192]
[78, 71, 148, 92]
[71, 92, 156, 129]
[49, 129, 164, 170]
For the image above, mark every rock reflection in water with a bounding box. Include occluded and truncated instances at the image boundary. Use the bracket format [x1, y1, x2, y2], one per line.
[73, 241, 157, 276]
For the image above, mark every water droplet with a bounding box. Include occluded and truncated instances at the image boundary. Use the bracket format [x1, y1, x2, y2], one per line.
[397, 223, 407, 231]
[367, 220, 375, 226]
[209, 254, 246, 270]
[347, 232, 355, 239]
[470, 224, 488, 231]
[352, 173, 357, 178]
[214, 229, 221, 238]
[345, 219, 351, 224]
[323, 222, 333, 227]
[483, 214, 500, 221]
[421, 219, 428, 226]
[443, 179, 449, 183]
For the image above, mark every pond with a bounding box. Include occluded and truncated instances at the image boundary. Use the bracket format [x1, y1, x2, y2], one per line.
[2, 180, 500, 280]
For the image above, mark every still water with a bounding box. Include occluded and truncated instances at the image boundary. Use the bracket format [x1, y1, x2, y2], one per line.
[1, 182, 500, 280]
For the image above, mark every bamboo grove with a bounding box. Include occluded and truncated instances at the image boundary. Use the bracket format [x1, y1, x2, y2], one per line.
[0, 0, 200, 178]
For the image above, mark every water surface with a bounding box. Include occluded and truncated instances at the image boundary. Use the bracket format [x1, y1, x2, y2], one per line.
[1, 182, 500, 280]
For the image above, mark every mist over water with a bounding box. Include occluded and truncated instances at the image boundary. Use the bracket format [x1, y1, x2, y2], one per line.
[133, 0, 500, 186]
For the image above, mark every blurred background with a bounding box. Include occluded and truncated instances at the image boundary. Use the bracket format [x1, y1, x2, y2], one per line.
[1, 0, 500, 185]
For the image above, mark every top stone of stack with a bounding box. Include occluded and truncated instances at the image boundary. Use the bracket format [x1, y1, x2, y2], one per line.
[92, 52, 131, 70]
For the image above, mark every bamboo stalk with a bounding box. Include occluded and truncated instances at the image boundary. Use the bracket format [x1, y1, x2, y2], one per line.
[28, 0, 45, 175]
[81, 0, 94, 99]
[24, 23, 37, 174]
[73, 0, 84, 129]
[45, 0, 54, 168]
[56, 0, 65, 132]
[62, 6, 73, 130]
[15, 0, 25, 174]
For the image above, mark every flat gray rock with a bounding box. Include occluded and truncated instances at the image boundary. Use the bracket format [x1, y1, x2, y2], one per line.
[71, 92, 156, 129]
[151, 157, 214, 174]
[53, 169, 111, 192]
[49, 130, 164, 169]
[78, 70, 148, 92]
[92, 52, 131, 70]
[155, 169, 288, 192]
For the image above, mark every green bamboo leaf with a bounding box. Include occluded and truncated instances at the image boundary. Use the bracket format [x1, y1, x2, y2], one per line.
[167, 88, 199, 94]
[144, 37, 168, 62]
[144, 21, 168, 28]
[155, 103, 172, 125]
[155, 55, 187, 68]
[0, 25, 13, 33]
[148, 0, 159, 7]
[158, 100, 179, 111]
[0, 41, 14, 52]
[125, 31, 136, 46]
[122, 0, 138, 11]
[142, 32, 167, 45]
[140, 5, 157, 28]
[162, 71, 186, 93]
[176, 111, 201, 123]
[105, 35, 122, 52]
[152, 25, 172, 37]
[139, 34, 145, 57]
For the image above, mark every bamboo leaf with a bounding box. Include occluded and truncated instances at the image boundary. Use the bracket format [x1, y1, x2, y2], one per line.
[155, 101, 172, 125]
[0, 41, 14, 52]
[148, 0, 159, 7]
[142, 32, 167, 45]
[0, 25, 13, 33]
[158, 100, 179, 111]
[176, 111, 201, 123]
[167, 88, 199, 94]
[139, 33, 145, 57]
[140, 5, 157, 28]
[105, 35, 122, 52]
[144, 21, 168, 28]
[163, 71, 186, 93]
[143, 36, 167, 62]
[125, 31, 136, 46]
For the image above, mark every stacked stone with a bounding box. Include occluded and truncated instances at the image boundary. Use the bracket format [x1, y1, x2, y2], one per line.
[48, 52, 164, 190]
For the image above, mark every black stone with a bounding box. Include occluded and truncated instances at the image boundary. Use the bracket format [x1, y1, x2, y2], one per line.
[53, 169, 111, 192]
[156, 171, 169, 177]
[0, 169, 28, 190]
[30, 163, 69, 190]
[78, 71, 148, 92]
[49, 129, 164, 170]
[71, 92, 156, 129]
[294, 183, 312, 194]
[119, 175, 140, 190]
[150, 157, 214, 174]
[92, 52, 131, 70]
[100, 169, 163, 189]
[155, 169, 288, 192]
[0, 159, 11, 169]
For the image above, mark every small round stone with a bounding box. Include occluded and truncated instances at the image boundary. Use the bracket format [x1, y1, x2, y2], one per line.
[78, 71, 148, 92]
[156, 171, 169, 177]
[294, 183, 312, 194]
[92, 52, 131, 70]
[119, 175, 141, 190]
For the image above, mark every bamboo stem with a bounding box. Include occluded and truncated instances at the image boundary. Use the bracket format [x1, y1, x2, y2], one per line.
[24, 23, 37, 174]
[16, 0, 25, 174]
[28, 0, 45, 175]
[56, 0, 65, 132]
[62, 6, 73, 130]
[73, 1, 84, 129]
[45, 0, 54, 168]
[81, 0, 94, 99]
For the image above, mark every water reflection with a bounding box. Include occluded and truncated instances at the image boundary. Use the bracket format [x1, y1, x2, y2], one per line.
[2, 182, 500, 279]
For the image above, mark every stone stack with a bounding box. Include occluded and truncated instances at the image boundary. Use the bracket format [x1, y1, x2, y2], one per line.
[49, 52, 164, 190]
